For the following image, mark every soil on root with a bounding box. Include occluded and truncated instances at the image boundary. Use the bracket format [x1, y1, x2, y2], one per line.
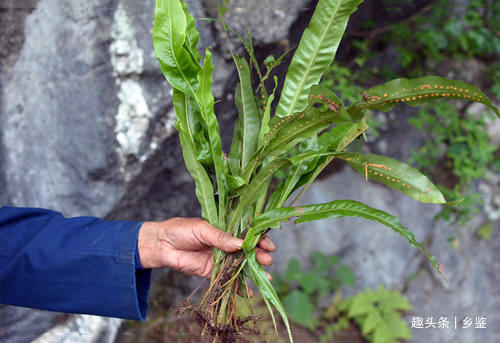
[174, 251, 264, 343]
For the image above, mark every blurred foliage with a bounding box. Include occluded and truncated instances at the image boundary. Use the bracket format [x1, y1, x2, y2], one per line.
[331, 285, 413, 343]
[408, 101, 496, 225]
[476, 222, 493, 240]
[272, 254, 412, 343]
[272, 252, 355, 331]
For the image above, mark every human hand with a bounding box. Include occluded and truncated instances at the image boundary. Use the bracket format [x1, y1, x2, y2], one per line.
[137, 218, 275, 278]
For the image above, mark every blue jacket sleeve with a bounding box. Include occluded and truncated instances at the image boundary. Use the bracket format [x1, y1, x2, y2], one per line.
[0, 207, 152, 321]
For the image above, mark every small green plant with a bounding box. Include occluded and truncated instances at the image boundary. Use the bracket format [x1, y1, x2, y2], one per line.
[408, 101, 497, 225]
[332, 285, 413, 343]
[272, 252, 355, 330]
[153, 0, 499, 341]
[477, 222, 493, 240]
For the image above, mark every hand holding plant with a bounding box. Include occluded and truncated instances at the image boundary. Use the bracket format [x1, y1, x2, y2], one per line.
[138, 218, 275, 277]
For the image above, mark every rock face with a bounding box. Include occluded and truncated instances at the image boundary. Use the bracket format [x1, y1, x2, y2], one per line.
[0, 0, 498, 343]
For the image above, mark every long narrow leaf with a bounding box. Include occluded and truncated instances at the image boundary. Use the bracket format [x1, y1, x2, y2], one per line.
[245, 249, 294, 343]
[196, 50, 226, 229]
[173, 89, 218, 224]
[153, 0, 200, 97]
[257, 76, 278, 150]
[181, 0, 201, 63]
[275, 0, 364, 118]
[348, 76, 500, 118]
[228, 56, 261, 175]
[242, 200, 436, 268]
[338, 153, 447, 204]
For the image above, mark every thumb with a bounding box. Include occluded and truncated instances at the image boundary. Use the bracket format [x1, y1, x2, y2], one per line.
[196, 222, 243, 252]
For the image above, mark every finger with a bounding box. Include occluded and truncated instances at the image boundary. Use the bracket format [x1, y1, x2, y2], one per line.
[192, 220, 243, 252]
[237, 286, 254, 298]
[256, 248, 273, 266]
[267, 271, 273, 282]
[257, 236, 276, 252]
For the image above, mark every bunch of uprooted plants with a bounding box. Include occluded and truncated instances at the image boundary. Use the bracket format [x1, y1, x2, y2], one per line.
[152, 0, 500, 342]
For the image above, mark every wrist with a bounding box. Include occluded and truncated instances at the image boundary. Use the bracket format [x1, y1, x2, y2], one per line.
[138, 221, 161, 269]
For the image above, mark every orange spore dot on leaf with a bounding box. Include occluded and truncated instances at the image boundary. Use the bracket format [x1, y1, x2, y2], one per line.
[412, 97, 416, 100]
[406, 98, 411, 101]
[434, 85, 438, 89]
[384, 93, 388, 97]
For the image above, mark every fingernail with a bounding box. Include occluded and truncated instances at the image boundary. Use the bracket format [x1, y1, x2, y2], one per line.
[235, 240, 243, 249]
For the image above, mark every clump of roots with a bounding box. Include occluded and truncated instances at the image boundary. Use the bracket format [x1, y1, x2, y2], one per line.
[177, 252, 263, 343]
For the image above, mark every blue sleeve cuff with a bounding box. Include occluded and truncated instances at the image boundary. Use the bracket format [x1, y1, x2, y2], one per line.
[135, 237, 145, 270]
[0, 207, 152, 321]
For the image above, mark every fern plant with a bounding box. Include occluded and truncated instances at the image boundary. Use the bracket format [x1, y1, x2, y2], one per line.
[336, 285, 413, 343]
[152, 0, 499, 341]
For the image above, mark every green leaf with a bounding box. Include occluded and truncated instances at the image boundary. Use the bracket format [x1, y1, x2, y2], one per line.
[348, 76, 500, 118]
[299, 271, 328, 295]
[275, 0, 364, 118]
[272, 137, 321, 209]
[337, 264, 355, 286]
[362, 310, 382, 335]
[348, 288, 376, 317]
[181, 0, 201, 63]
[243, 86, 350, 182]
[196, 50, 227, 229]
[228, 56, 261, 175]
[257, 76, 278, 150]
[228, 158, 290, 233]
[338, 152, 447, 204]
[289, 118, 369, 205]
[282, 290, 318, 330]
[261, 102, 343, 159]
[153, 0, 200, 97]
[245, 249, 294, 343]
[227, 174, 247, 191]
[285, 258, 302, 282]
[173, 89, 218, 224]
[242, 200, 436, 269]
